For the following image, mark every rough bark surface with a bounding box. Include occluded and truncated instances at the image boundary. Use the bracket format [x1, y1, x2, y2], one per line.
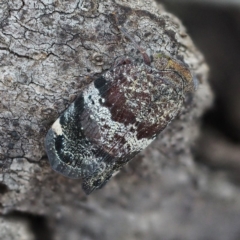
[0, 216, 34, 240]
[0, 0, 220, 240]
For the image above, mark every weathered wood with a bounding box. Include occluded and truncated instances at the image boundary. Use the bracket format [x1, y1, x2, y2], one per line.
[0, 1, 220, 239]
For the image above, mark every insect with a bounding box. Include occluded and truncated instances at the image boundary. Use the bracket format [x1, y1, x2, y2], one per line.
[45, 24, 194, 194]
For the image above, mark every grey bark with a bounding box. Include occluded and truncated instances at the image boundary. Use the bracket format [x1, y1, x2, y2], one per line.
[0, 0, 230, 240]
[0, 216, 34, 240]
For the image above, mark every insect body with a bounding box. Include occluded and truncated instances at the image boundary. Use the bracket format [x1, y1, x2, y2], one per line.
[45, 29, 194, 194]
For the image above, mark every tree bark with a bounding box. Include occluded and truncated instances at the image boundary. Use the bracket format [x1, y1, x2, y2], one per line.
[0, 0, 216, 239]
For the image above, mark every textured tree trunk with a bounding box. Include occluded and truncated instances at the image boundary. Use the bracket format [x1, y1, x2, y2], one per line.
[0, 1, 218, 239]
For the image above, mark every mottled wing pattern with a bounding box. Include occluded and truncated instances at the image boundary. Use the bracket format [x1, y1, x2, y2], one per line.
[45, 60, 185, 194]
